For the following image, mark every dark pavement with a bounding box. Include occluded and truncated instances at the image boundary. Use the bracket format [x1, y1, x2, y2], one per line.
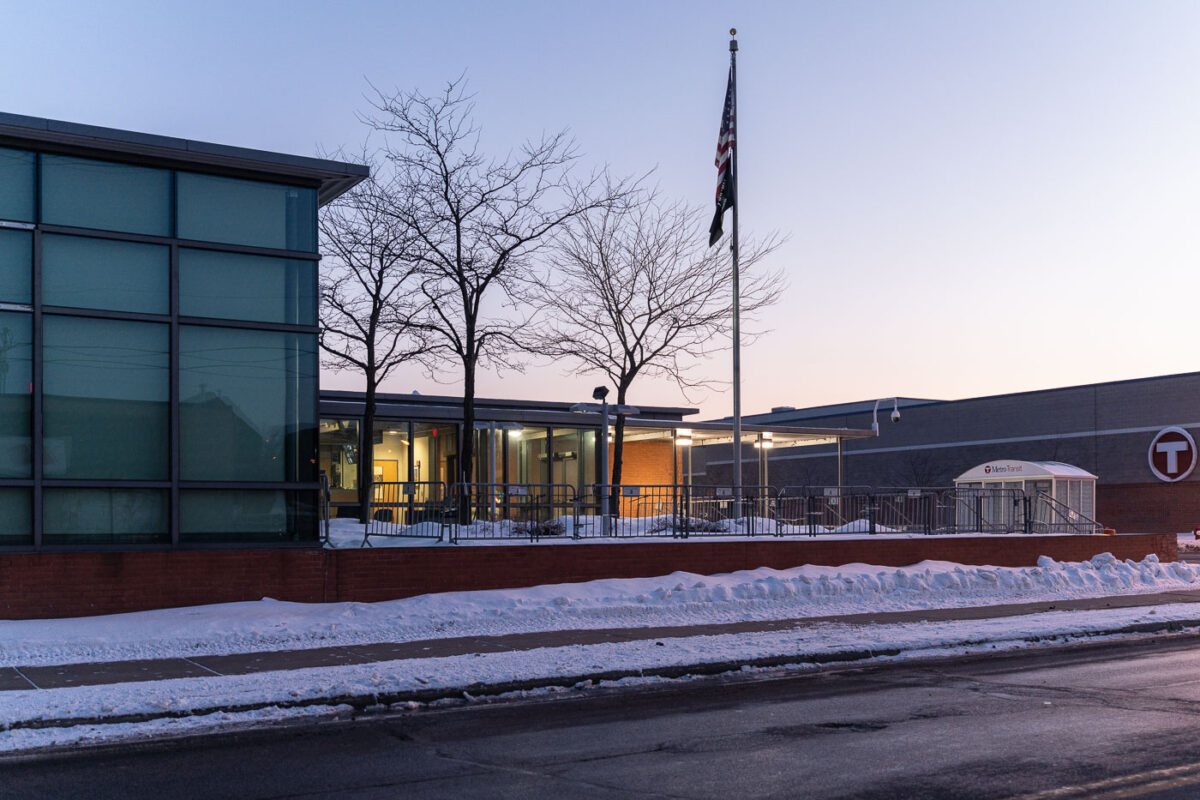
[8, 635, 1200, 799]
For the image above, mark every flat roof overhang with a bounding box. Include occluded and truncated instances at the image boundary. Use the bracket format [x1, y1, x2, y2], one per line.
[319, 394, 873, 446]
[0, 112, 369, 205]
[319, 391, 696, 423]
[618, 418, 876, 447]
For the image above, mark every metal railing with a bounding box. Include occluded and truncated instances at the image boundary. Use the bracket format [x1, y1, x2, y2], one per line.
[775, 486, 1029, 535]
[363, 481, 451, 544]
[575, 484, 775, 538]
[1032, 491, 1104, 535]
[952, 487, 1026, 534]
[362, 482, 1106, 544]
[319, 472, 332, 546]
[774, 487, 873, 535]
[447, 483, 578, 542]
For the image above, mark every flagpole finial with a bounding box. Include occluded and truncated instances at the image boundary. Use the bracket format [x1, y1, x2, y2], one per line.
[730, 28, 737, 36]
[729, 28, 738, 52]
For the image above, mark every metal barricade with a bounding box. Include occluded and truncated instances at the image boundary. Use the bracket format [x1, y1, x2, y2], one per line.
[364, 481, 450, 544]
[319, 472, 331, 546]
[773, 486, 1035, 535]
[1032, 491, 1103, 534]
[952, 486, 1025, 534]
[870, 487, 960, 534]
[448, 483, 578, 542]
[363, 482, 1100, 544]
[575, 484, 775, 538]
[775, 487, 874, 535]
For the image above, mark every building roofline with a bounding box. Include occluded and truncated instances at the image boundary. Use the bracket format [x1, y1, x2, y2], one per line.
[319, 391, 874, 441]
[319, 389, 699, 419]
[733, 369, 1200, 424]
[0, 112, 369, 205]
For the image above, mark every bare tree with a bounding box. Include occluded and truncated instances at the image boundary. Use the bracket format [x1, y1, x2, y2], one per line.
[319, 154, 428, 522]
[362, 77, 621, 491]
[530, 187, 783, 501]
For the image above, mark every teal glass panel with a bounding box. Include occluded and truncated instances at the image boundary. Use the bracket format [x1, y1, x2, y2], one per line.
[0, 230, 32, 305]
[180, 248, 316, 325]
[41, 155, 170, 236]
[180, 489, 318, 544]
[43, 235, 169, 314]
[180, 326, 316, 482]
[0, 489, 32, 546]
[43, 316, 169, 479]
[42, 488, 168, 545]
[0, 312, 32, 478]
[177, 173, 316, 252]
[0, 148, 35, 222]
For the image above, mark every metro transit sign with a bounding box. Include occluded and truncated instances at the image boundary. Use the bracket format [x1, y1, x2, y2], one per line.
[1147, 426, 1197, 483]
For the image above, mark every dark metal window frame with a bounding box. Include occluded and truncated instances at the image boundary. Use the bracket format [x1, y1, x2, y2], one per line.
[322, 414, 606, 511]
[0, 147, 322, 553]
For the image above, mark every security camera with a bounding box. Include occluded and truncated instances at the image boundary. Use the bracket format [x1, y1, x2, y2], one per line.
[891, 408, 901, 423]
[592, 386, 609, 401]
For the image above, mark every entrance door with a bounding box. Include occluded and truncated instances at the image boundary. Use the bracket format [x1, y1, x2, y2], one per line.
[373, 460, 399, 484]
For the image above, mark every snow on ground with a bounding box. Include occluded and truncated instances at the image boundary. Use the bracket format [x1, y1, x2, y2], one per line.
[1178, 533, 1200, 553]
[1, 552, 1196, 669]
[5, 600, 1200, 753]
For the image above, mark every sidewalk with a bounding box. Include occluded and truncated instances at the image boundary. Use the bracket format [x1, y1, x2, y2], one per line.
[7, 563, 1200, 754]
[7, 588, 1200, 694]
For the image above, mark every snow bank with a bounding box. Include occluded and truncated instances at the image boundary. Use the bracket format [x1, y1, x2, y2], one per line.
[1177, 533, 1200, 553]
[0, 553, 1195, 668]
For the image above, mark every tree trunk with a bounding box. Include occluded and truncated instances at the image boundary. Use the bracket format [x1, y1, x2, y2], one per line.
[357, 377, 377, 525]
[458, 353, 477, 523]
[610, 384, 630, 517]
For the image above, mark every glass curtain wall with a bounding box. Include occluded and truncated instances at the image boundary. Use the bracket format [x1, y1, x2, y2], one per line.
[0, 146, 321, 548]
[372, 422, 411, 485]
[319, 417, 603, 518]
[318, 418, 360, 506]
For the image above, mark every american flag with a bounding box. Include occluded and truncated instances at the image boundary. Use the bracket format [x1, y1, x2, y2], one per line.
[709, 65, 736, 247]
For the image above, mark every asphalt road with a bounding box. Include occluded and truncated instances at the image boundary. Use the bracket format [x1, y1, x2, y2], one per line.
[9, 635, 1200, 799]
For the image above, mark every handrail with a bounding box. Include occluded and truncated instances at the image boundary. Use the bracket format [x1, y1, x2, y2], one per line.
[1034, 491, 1104, 535]
[352, 483, 1100, 544]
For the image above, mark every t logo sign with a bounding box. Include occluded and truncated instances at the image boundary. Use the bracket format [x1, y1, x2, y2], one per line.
[1148, 427, 1197, 482]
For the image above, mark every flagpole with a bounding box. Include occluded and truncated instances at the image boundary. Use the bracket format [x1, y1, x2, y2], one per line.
[729, 29, 742, 520]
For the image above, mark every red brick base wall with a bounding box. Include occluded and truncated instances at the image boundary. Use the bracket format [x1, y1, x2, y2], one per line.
[0, 533, 1177, 620]
[1099, 483, 1200, 534]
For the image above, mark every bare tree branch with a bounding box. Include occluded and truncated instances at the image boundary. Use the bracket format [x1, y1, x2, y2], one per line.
[319, 145, 430, 522]
[527, 181, 785, 495]
[360, 77, 629, 496]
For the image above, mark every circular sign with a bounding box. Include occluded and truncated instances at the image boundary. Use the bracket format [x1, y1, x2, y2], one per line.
[1147, 426, 1197, 483]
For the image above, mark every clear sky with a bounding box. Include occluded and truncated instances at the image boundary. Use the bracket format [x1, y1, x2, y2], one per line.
[5, 1, 1200, 418]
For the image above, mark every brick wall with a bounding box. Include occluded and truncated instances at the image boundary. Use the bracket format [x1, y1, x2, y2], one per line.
[0, 550, 332, 620]
[0, 532, 1175, 620]
[1100, 483, 1200, 534]
[611, 440, 676, 483]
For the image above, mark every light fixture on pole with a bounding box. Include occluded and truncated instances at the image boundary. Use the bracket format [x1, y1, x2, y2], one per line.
[675, 429, 694, 491]
[571, 386, 639, 537]
[872, 398, 901, 435]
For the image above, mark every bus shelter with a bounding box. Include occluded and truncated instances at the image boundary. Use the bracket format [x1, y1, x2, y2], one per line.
[954, 460, 1098, 528]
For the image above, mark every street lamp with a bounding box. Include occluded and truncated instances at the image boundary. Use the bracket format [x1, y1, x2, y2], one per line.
[675, 428, 694, 492]
[571, 386, 639, 537]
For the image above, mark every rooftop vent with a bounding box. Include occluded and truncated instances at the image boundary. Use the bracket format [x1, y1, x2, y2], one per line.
[770, 406, 796, 413]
